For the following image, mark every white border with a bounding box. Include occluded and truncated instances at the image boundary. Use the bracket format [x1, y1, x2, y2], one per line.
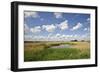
[18, 5, 96, 68]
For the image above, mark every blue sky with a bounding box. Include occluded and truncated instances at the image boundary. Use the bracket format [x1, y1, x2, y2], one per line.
[24, 11, 90, 41]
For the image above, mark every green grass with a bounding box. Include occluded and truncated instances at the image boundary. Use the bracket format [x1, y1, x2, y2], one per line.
[24, 48, 90, 61]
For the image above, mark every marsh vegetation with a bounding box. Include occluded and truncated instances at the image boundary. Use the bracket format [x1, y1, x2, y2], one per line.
[24, 41, 90, 61]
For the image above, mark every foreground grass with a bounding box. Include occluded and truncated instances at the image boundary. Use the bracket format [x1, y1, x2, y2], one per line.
[24, 48, 90, 61]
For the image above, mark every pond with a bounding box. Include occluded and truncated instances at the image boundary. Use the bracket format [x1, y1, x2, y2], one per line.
[50, 44, 72, 49]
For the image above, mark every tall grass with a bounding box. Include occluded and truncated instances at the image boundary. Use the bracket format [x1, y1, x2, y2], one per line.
[24, 41, 90, 61]
[24, 48, 90, 61]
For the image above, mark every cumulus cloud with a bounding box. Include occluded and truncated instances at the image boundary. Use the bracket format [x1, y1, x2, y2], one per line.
[53, 34, 75, 41]
[71, 22, 82, 31]
[54, 12, 63, 18]
[47, 33, 52, 38]
[42, 24, 56, 32]
[47, 34, 68, 41]
[84, 28, 88, 31]
[84, 27, 90, 31]
[24, 24, 30, 34]
[74, 34, 78, 37]
[24, 11, 39, 18]
[31, 33, 85, 41]
[81, 33, 90, 41]
[40, 18, 44, 21]
[30, 26, 41, 33]
[87, 18, 90, 21]
[24, 35, 33, 41]
[55, 33, 60, 37]
[58, 20, 69, 30]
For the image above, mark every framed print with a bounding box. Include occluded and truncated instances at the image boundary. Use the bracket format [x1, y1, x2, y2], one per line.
[11, 1, 97, 71]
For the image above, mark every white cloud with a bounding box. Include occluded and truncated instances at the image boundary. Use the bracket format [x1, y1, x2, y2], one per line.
[40, 18, 44, 21]
[24, 35, 33, 41]
[58, 20, 69, 30]
[24, 11, 39, 18]
[42, 24, 56, 32]
[47, 34, 67, 41]
[47, 33, 52, 38]
[84, 28, 88, 31]
[73, 35, 78, 37]
[84, 27, 90, 31]
[55, 33, 60, 37]
[71, 22, 82, 31]
[30, 26, 41, 33]
[81, 33, 90, 41]
[87, 18, 90, 21]
[54, 12, 63, 18]
[31, 33, 86, 41]
[24, 24, 30, 34]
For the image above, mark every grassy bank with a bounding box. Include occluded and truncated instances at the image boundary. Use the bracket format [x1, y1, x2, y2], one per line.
[24, 48, 90, 61]
[24, 41, 90, 62]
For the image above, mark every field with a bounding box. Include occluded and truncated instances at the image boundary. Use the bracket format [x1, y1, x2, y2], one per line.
[24, 41, 90, 62]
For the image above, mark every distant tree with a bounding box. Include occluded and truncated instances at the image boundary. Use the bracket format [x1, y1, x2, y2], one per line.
[71, 39, 78, 42]
[74, 39, 78, 42]
[81, 40, 85, 42]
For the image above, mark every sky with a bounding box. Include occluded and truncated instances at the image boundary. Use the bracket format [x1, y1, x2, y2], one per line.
[24, 11, 90, 41]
